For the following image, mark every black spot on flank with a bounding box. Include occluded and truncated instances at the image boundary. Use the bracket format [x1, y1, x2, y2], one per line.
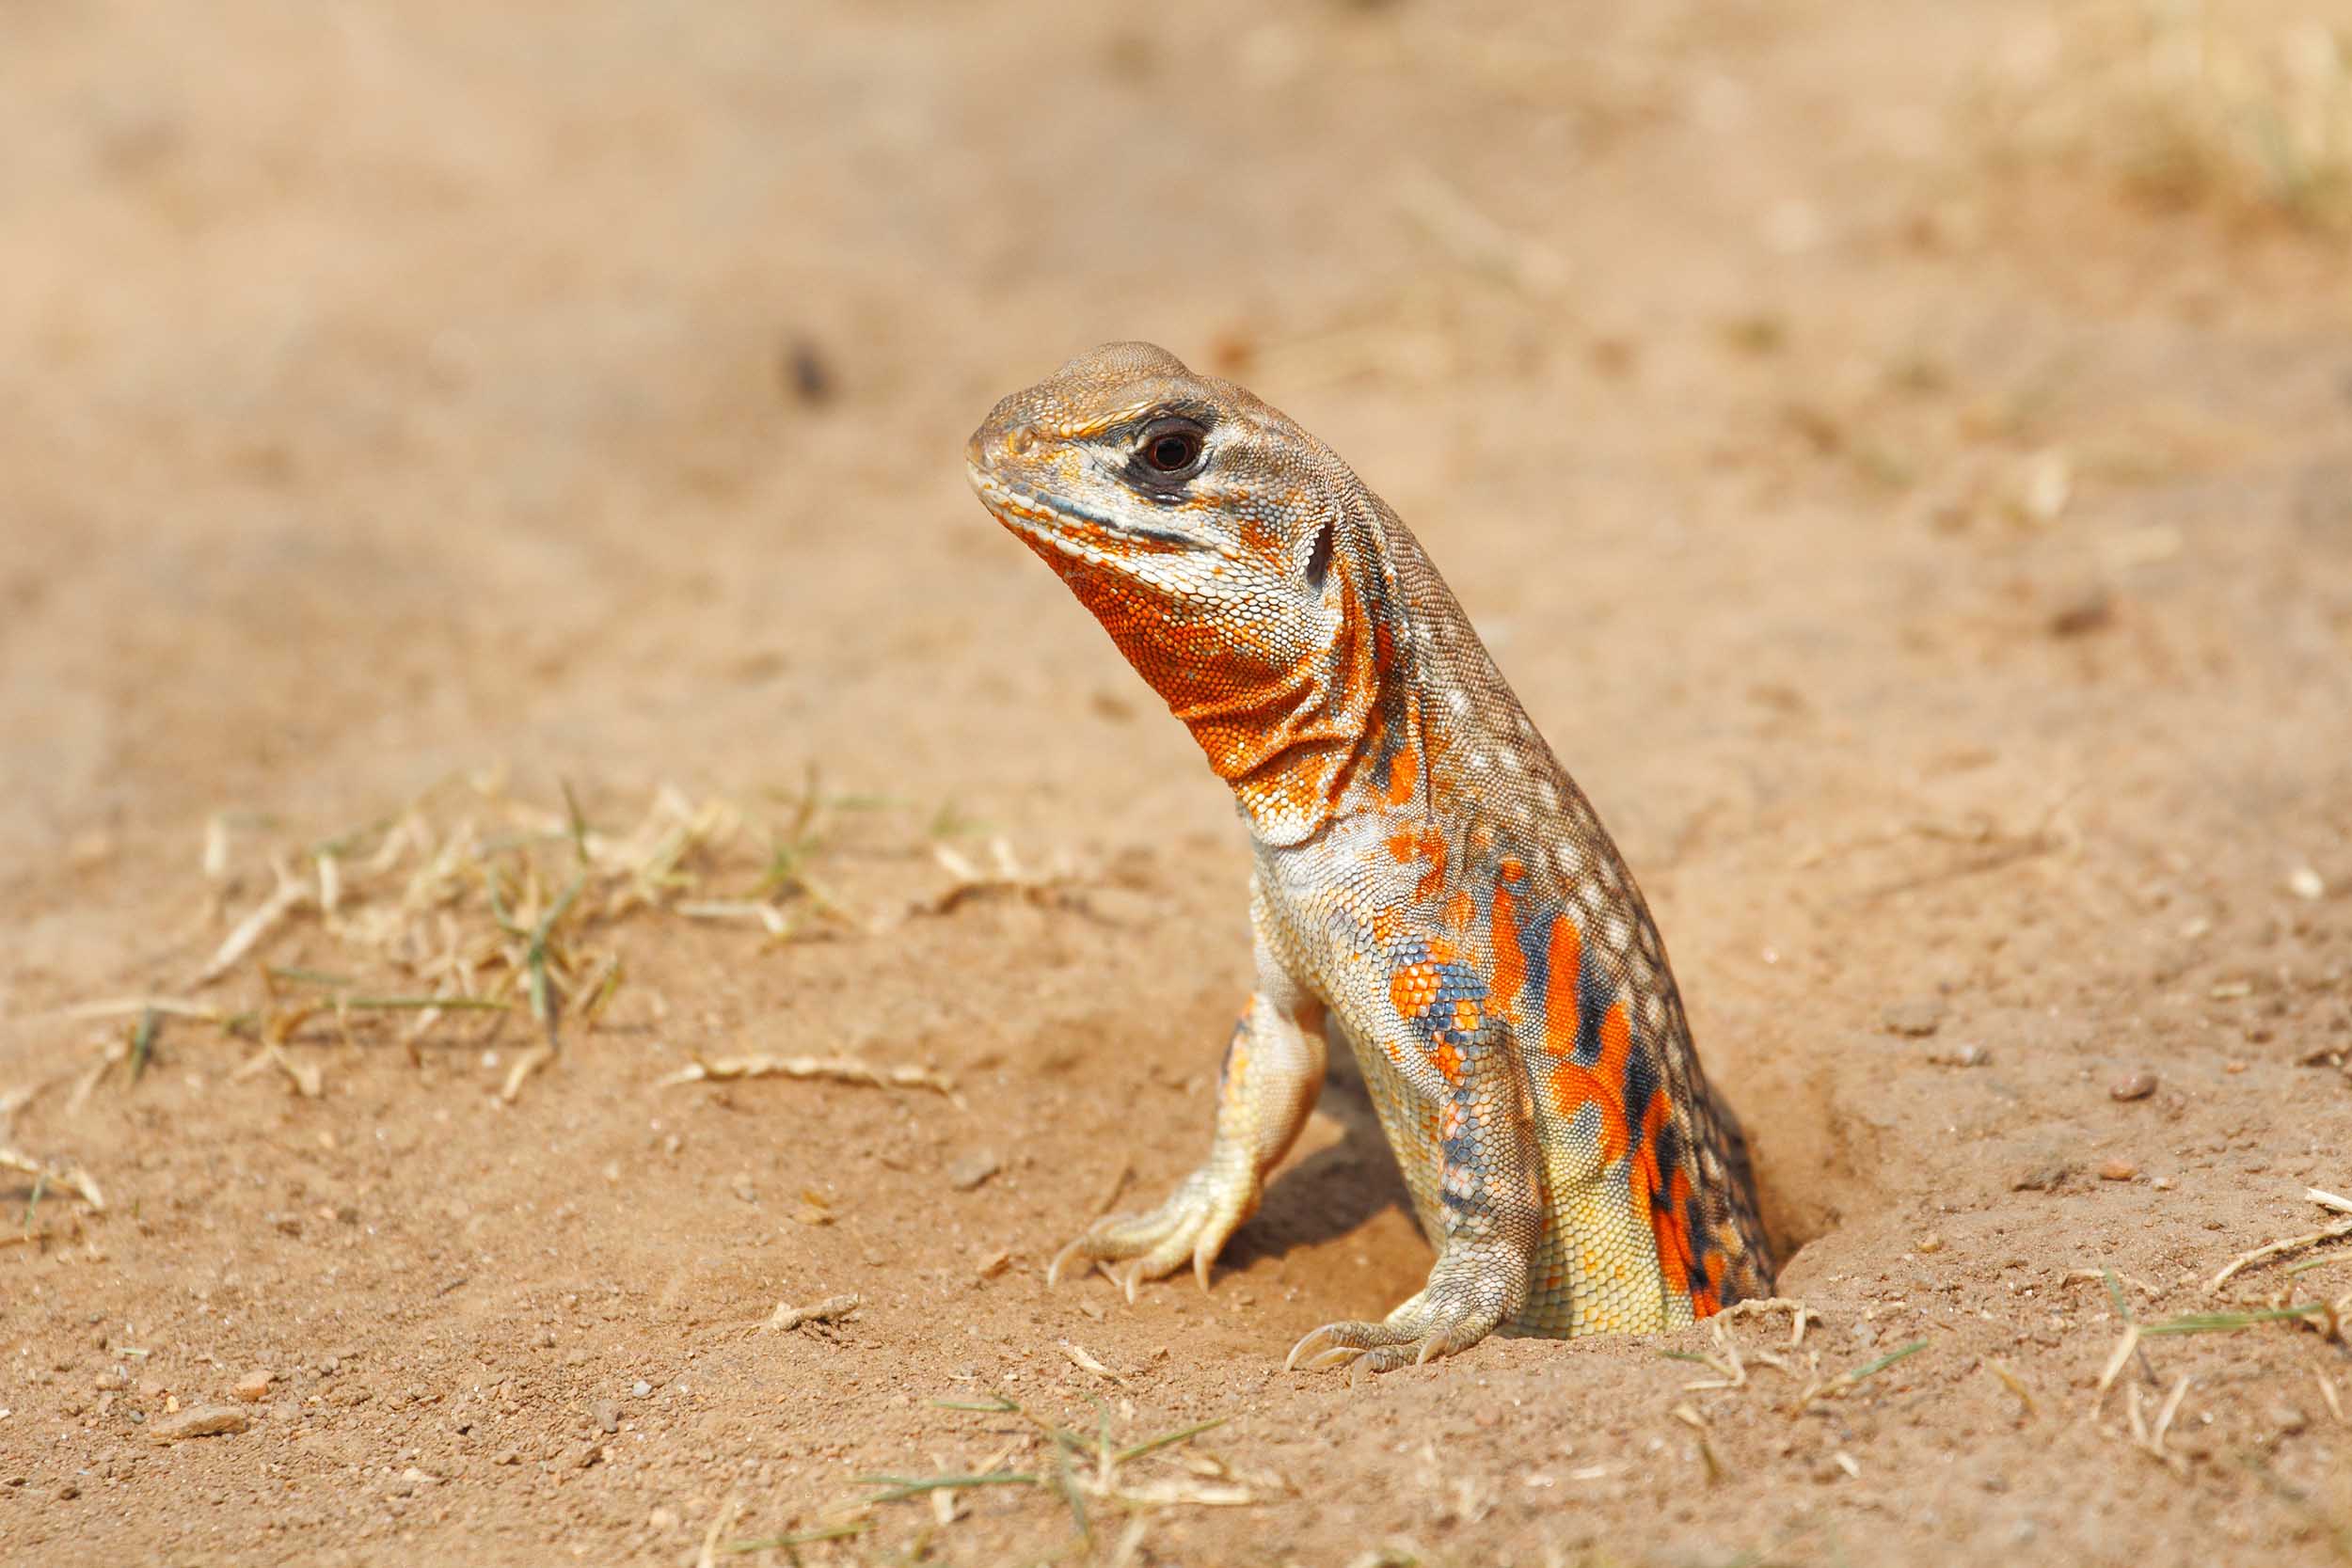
[1652, 1117, 1686, 1199]
[1571, 958, 1613, 1068]
[1683, 1187, 1714, 1264]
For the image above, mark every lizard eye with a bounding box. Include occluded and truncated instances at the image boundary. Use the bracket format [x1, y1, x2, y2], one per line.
[1135, 419, 1207, 478]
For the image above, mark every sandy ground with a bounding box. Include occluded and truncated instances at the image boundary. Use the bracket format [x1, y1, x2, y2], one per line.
[6, 1, 2352, 1563]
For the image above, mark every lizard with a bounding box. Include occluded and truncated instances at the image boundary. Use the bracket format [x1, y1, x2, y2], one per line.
[965, 342, 1775, 1371]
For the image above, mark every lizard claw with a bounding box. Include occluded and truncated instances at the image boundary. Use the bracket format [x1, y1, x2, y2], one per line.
[1284, 1259, 1518, 1373]
[1282, 1315, 1482, 1374]
[1042, 1164, 1256, 1304]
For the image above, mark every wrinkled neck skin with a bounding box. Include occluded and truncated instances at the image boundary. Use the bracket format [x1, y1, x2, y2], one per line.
[1066, 513, 1434, 851]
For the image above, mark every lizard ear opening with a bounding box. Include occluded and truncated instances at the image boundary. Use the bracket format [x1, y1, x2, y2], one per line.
[1303, 518, 1335, 593]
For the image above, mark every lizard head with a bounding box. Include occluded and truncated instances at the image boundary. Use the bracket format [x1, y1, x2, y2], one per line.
[965, 341, 1357, 710]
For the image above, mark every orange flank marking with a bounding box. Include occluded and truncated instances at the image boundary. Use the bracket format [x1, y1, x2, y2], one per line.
[1490, 884, 1526, 1019]
[1498, 854, 1526, 882]
[1386, 830, 1416, 863]
[1599, 1000, 1631, 1069]
[1430, 1041, 1464, 1083]
[1690, 1251, 1726, 1318]
[1371, 905, 1406, 944]
[1539, 915, 1583, 1059]
[1629, 1080, 1693, 1304]
[1443, 890, 1473, 931]
[1545, 995, 1634, 1164]
[1389, 963, 1439, 1019]
[1450, 998, 1481, 1036]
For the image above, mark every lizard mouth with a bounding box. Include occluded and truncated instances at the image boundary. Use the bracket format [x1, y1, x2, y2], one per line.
[966, 464, 1199, 553]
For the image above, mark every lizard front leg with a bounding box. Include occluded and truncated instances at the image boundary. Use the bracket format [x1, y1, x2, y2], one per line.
[1287, 929, 1544, 1373]
[1048, 917, 1327, 1296]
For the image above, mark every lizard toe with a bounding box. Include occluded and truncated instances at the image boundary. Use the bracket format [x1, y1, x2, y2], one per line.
[1045, 1174, 1254, 1299]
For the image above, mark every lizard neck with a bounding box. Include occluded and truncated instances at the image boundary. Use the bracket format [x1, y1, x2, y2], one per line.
[1174, 528, 1434, 848]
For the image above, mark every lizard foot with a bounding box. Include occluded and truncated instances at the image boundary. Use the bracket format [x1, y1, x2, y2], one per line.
[1046, 1164, 1255, 1299]
[1283, 1255, 1521, 1373]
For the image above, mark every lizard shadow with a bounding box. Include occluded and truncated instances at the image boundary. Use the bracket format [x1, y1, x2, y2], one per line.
[1217, 1049, 1420, 1272]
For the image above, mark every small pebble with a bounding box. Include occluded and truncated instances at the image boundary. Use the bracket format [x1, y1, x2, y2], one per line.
[1915, 1232, 1945, 1255]
[593, 1400, 621, 1434]
[730, 1174, 757, 1204]
[632, 1380, 652, 1400]
[2098, 1159, 2138, 1181]
[648, 1506, 680, 1531]
[947, 1149, 1002, 1191]
[1881, 998, 1946, 1037]
[2287, 866, 2325, 901]
[232, 1370, 275, 1403]
[2109, 1072, 2157, 1101]
[1930, 1043, 1991, 1068]
[2270, 1403, 2309, 1435]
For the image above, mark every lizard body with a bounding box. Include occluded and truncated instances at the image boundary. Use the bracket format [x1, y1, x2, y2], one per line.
[967, 342, 1774, 1370]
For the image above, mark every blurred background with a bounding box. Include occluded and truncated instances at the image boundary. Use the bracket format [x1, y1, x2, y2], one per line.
[6, 0, 2346, 871]
[5, 3, 2352, 1562]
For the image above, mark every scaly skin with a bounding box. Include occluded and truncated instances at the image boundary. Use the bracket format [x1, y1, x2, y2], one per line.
[967, 343, 1775, 1371]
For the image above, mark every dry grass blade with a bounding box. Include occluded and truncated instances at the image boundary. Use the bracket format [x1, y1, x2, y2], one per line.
[1058, 1339, 1117, 1380]
[724, 1522, 873, 1555]
[2142, 1304, 2333, 1336]
[63, 998, 224, 1023]
[500, 1044, 553, 1104]
[695, 1496, 741, 1568]
[1112, 1417, 1230, 1465]
[0, 1148, 104, 1212]
[1983, 1357, 2039, 1419]
[659, 1053, 958, 1100]
[0, 1080, 42, 1130]
[675, 899, 790, 936]
[231, 1042, 322, 1099]
[920, 838, 1081, 917]
[2211, 1215, 2352, 1292]
[1796, 1338, 1928, 1411]
[1662, 1321, 1748, 1391]
[2098, 1323, 2143, 1397]
[197, 862, 309, 984]
[766, 1292, 861, 1333]
[857, 1394, 1248, 1531]
[1105, 1478, 1254, 1507]
[859, 1471, 1039, 1503]
[1717, 1296, 1818, 1346]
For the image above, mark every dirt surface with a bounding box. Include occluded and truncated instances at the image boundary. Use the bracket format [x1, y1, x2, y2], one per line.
[7, 2, 2352, 1563]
